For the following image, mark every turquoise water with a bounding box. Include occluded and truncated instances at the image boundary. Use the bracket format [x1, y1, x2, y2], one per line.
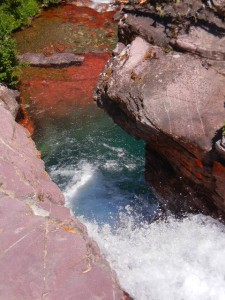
[34, 101, 225, 300]
[34, 102, 158, 226]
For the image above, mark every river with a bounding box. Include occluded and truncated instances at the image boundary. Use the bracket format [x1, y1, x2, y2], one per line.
[15, 1, 225, 299]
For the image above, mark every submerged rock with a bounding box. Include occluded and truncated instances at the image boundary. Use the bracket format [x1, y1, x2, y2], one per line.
[0, 86, 124, 299]
[95, 1, 225, 219]
[18, 52, 84, 67]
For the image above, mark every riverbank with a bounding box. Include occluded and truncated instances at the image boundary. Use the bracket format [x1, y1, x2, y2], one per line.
[0, 1, 128, 298]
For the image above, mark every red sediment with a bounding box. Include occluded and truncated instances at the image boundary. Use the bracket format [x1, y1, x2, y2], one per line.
[123, 291, 133, 300]
[43, 4, 116, 28]
[16, 104, 35, 135]
[19, 52, 110, 117]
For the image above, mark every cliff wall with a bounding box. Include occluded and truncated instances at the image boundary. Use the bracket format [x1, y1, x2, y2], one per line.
[0, 84, 124, 299]
[95, 0, 225, 219]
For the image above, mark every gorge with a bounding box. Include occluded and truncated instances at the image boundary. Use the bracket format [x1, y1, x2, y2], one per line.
[1, 0, 225, 299]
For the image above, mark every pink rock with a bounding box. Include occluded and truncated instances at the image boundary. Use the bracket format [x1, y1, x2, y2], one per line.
[0, 85, 19, 118]
[0, 94, 124, 298]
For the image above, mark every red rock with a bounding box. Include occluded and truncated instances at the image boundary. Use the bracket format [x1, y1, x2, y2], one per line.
[212, 162, 225, 201]
[19, 53, 110, 117]
[213, 161, 225, 179]
[0, 87, 124, 299]
[16, 104, 35, 135]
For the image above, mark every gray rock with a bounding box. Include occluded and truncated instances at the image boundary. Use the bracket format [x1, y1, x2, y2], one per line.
[95, 1, 225, 220]
[118, 13, 169, 48]
[96, 37, 225, 153]
[212, 0, 225, 13]
[171, 26, 225, 61]
[0, 84, 20, 118]
[18, 52, 85, 67]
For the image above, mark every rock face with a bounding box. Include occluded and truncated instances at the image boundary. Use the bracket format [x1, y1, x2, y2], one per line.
[0, 85, 124, 299]
[95, 1, 225, 218]
[0, 85, 20, 118]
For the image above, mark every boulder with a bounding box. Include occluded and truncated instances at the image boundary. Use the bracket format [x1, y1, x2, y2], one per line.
[95, 3, 225, 219]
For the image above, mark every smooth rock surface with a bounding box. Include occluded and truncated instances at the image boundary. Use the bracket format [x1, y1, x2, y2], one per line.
[0, 88, 124, 299]
[0, 85, 20, 118]
[18, 53, 84, 67]
[171, 26, 225, 60]
[95, 3, 225, 219]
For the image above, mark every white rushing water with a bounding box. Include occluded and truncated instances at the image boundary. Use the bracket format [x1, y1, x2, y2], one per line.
[73, 0, 115, 12]
[59, 162, 225, 300]
[82, 213, 225, 300]
[47, 119, 225, 300]
[48, 149, 225, 300]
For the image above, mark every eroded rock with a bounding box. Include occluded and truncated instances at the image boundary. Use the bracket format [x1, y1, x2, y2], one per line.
[0, 85, 19, 118]
[95, 3, 225, 219]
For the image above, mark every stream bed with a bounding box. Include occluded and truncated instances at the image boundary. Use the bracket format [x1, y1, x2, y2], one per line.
[15, 1, 225, 299]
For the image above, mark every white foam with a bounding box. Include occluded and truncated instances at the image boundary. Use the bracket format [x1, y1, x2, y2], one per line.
[103, 160, 120, 170]
[103, 143, 126, 157]
[50, 167, 76, 177]
[124, 163, 136, 170]
[63, 161, 96, 206]
[82, 213, 225, 300]
[72, 0, 115, 12]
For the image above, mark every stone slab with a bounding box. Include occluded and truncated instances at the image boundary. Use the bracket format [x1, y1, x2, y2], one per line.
[18, 53, 85, 67]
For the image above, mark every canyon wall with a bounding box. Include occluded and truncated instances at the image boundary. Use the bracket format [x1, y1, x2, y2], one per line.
[0, 84, 124, 299]
[95, 0, 225, 219]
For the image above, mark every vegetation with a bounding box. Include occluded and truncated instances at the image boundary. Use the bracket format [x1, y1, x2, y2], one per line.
[222, 123, 225, 137]
[0, 36, 19, 87]
[0, 0, 60, 87]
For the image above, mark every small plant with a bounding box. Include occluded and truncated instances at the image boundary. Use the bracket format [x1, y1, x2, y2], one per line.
[0, 0, 61, 86]
[156, 5, 164, 17]
[0, 36, 20, 87]
[222, 123, 225, 137]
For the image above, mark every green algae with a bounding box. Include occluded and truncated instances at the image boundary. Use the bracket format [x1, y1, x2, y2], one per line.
[14, 4, 117, 54]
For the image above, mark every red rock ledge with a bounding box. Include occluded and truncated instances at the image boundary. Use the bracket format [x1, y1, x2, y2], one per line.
[0, 84, 124, 299]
